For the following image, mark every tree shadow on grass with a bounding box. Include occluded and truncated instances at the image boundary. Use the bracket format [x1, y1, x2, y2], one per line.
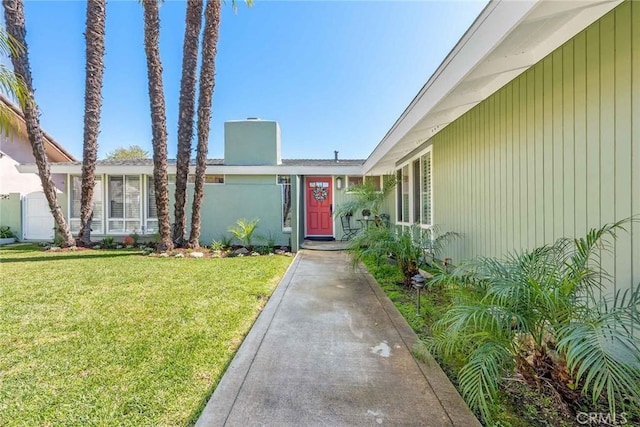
[0, 251, 145, 264]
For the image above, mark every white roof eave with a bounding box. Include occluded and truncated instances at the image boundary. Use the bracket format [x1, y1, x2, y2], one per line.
[363, 0, 622, 175]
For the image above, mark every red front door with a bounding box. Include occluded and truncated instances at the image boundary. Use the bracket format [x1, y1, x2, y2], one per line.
[305, 176, 333, 237]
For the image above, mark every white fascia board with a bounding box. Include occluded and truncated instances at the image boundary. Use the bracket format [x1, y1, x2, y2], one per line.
[18, 163, 365, 176]
[203, 165, 364, 175]
[362, 0, 539, 175]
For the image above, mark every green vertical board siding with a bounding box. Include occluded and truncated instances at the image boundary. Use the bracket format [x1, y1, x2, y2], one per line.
[431, 1, 638, 296]
[632, 0, 640, 294]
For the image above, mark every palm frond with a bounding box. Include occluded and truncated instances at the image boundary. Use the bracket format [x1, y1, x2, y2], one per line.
[557, 286, 640, 415]
[458, 342, 512, 425]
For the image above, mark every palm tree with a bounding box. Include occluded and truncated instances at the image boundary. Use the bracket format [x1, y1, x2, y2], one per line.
[3, 0, 75, 247]
[427, 218, 640, 424]
[187, 0, 220, 248]
[173, 0, 203, 247]
[188, 0, 253, 248]
[77, 0, 106, 247]
[0, 25, 28, 132]
[142, 0, 173, 252]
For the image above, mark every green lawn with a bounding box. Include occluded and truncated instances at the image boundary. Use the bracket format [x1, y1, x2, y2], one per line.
[0, 245, 292, 426]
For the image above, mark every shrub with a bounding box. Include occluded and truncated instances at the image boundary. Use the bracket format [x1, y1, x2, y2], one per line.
[426, 218, 640, 425]
[347, 224, 460, 287]
[0, 226, 16, 239]
[122, 236, 135, 246]
[102, 237, 115, 249]
[228, 218, 259, 250]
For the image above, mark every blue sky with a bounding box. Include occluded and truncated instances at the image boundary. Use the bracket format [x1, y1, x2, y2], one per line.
[16, 0, 487, 161]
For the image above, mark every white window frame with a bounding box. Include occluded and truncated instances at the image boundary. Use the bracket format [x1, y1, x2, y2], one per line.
[395, 145, 433, 228]
[346, 175, 382, 193]
[144, 175, 157, 235]
[420, 149, 433, 228]
[68, 174, 105, 235]
[277, 175, 292, 232]
[106, 174, 143, 235]
[345, 175, 364, 192]
[187, 174, 225, 184]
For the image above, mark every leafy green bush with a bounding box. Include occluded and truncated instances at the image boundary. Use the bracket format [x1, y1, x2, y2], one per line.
[0, 226, 16, 239]
[347, 224, 459, 287]
[210, 240, 225, 251]
[426, 218, 640, 425]
[102, 237, 116, 249]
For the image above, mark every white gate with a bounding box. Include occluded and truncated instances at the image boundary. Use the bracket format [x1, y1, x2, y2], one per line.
[23, 192, 54, 240]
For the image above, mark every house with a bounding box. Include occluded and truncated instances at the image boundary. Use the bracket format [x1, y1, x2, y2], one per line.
[0, 94, 76, 240]
[16, 0, 638, 295]
[362, 0, 639, 296]
[20, 119, 368, 249]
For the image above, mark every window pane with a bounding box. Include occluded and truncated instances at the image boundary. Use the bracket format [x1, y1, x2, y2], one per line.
[108, 220, 125, 234]
[421, 152, 432, 225]
[125, 176, 141, 219]
[402, 165, 409, 222]
[187, 174, 224, 184]
[70, 219, 81, 233]
[278, 175, 291, 229]
[413, 160, 420, 223]
[125, 221, 141, 233]
[93, 176, 103, 222]
[147, 176, 157, 219]
[71, 176, 81, 217]
[364, 176, 381, 191]
[145, 220, 158, 234]
[347, 176, 363, 189]
[396, 170, 402, 222]
[109, 176, 124, 218]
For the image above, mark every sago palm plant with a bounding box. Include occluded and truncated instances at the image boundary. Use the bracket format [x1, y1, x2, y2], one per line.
[228, 218, 260, 250]
[426, 218, 640, 425]
[348, 225, 425, 287]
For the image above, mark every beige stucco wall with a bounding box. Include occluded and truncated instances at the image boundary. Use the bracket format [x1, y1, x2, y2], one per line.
[426, 1, 638, 296]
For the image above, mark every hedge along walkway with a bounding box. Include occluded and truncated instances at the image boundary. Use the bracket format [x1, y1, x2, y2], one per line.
[197, 250, 480, 426]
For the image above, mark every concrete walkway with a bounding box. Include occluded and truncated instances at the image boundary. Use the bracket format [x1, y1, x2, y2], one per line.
[196, 250, 480, 427]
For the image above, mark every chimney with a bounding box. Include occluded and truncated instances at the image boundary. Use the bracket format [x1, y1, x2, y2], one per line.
[334, 150, 339, 163]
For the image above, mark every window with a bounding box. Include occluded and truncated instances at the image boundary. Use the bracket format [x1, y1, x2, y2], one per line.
[187, 174, 224, 184]
[146, 176, 158, 234]
[364, 176, 382, 191]
[396, 170, 403, 222]
[108, 175, 141, 234]
[69, 175, 103, 234]
[412, 159, 420, 222]
[346, 176, 363, 190]
[396, 147, 432, 226]
[278, 175, 291, 231]
[421, 151, 432, 225]
[401, 165, 409, 222]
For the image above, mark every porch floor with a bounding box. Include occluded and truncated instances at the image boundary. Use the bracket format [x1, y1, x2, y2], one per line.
[300, 239, 349, 251]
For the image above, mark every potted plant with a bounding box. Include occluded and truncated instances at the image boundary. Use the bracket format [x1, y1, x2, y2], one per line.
[0, 226, 17, 244]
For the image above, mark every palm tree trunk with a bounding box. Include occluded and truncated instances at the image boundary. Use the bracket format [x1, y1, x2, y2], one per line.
[173, 0, 203, 247]
[77, 0, 106, 247]
[142, 0, 173, 252]
[3, 0, 75, 247]
[188, 0, 220, 248]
